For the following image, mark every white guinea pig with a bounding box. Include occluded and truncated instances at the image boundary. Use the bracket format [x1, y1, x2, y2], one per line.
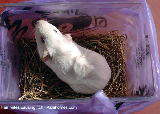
[35, 20, 111, 94]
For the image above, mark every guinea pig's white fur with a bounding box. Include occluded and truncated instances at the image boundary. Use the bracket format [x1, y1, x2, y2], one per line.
[35, 20, 111, 94]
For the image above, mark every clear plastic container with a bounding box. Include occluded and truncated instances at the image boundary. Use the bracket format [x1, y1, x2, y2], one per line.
[0, 0, 159, 113]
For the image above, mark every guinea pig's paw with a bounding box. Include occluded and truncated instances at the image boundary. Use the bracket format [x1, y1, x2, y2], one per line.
[74, 55, 94, 78]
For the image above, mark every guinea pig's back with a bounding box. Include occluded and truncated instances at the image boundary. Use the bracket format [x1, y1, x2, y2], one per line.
[75, 43, 111, 89]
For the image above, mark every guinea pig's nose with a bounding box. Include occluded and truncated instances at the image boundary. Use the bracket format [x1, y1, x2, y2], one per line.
[36, 18, 47, 23]
[33, 18, 48, 27]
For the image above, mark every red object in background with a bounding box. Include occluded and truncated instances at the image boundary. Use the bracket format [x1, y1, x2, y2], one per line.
[0, 0, 26, 3]
[0, 0, 28, 12]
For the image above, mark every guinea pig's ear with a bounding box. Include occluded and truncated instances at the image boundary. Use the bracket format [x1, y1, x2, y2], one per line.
[64, 34, 72, 42]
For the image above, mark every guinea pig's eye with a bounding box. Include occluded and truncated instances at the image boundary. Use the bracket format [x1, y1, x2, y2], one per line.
[53, 29, 57, 33]
[41, 37, 45, 43]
